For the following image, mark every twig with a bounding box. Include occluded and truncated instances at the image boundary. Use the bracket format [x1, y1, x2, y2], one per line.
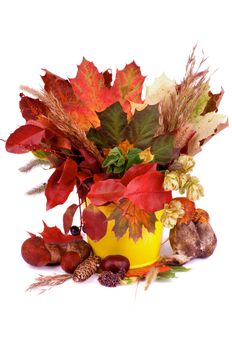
[26, 273, 72, 293]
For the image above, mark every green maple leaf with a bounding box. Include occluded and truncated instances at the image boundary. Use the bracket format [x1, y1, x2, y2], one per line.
[126, 104, 160, 149]
[87, 102, 128, 148]
[151, 134, 175, 163]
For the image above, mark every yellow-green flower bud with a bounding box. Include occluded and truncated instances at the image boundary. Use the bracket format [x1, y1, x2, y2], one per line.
[160, 200, 185, 228]
[163, 171, 180, 191]
[185, 176, 204, 201]
[178, 155, 195, 173]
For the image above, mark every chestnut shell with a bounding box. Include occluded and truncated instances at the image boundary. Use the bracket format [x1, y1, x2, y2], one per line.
[21, 237, 51, 267]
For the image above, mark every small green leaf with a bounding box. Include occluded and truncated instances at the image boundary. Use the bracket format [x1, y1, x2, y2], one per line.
[102, 147, 126, 174]
[126, 148, 143, 170]
[126, 104, 160, 149]
[170, 266, 191, 272]
[151, 134, 174, 163]
[32, 150, 50, 159]
[157, 270, 177, 280]
[157, 265, 190, 280]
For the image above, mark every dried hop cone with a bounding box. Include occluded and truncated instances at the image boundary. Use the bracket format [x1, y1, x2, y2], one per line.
[178, 155, 195, 173]
[178, 173, 190, 193]
[185, 176, 204, 201]
[163, 171, 180, 191]
[98, 271, 121, 287]
[73, 256, 101, 282]
[161, 200, 185, 229]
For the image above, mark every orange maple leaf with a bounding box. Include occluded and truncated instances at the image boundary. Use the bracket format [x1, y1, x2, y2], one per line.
[113, 61, 145, 115]
[126, 261, 171, 278]
[69, 58, 115, 113]
[108, 198, 156, 242]
[42, 70, 100, 131]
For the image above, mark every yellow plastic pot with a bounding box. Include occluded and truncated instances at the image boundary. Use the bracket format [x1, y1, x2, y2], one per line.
[87, 204, 163, 269]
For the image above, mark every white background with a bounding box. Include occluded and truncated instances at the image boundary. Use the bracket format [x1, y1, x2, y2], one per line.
[0, 1, 232, 349]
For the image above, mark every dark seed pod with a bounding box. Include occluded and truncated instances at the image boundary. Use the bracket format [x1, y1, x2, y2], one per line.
[101, 255, 130, 274]
[98, 271, 120, 287]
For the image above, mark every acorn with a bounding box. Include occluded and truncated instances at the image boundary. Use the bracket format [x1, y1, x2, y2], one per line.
[21, 237, 51, 267]
[101, 255, 130, 274]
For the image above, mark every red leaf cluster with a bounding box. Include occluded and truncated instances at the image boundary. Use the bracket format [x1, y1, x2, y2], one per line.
[86, 163, 172, 241]
[87, 179, 125, 206]
[87, 163, 171, 213]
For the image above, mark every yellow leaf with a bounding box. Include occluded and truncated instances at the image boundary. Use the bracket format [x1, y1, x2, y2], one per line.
[139, 147, 154, 163]
[187, 112, 227, 155]
[145, 73, 176, 105]
[130, 74, 176, 116]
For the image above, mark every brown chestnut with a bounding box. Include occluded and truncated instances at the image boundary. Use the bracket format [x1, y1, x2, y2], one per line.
[61, 252, 81, 273]
[21, 237, 51, 267]
[101, 255, 130, 273]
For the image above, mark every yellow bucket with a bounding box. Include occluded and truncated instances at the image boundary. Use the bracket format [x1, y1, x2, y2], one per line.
[87, 204, 163, 269]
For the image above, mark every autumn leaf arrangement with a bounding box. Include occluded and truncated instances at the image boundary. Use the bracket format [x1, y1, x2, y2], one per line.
[4, 47, 228, 291]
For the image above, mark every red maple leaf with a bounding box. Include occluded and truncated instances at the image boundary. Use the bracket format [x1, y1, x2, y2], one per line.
[39, 221, 82, 244]
[108, 199, 157, 242]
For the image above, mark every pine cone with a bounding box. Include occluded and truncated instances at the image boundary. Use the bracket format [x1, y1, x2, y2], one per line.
[73, 256, 101, 282]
